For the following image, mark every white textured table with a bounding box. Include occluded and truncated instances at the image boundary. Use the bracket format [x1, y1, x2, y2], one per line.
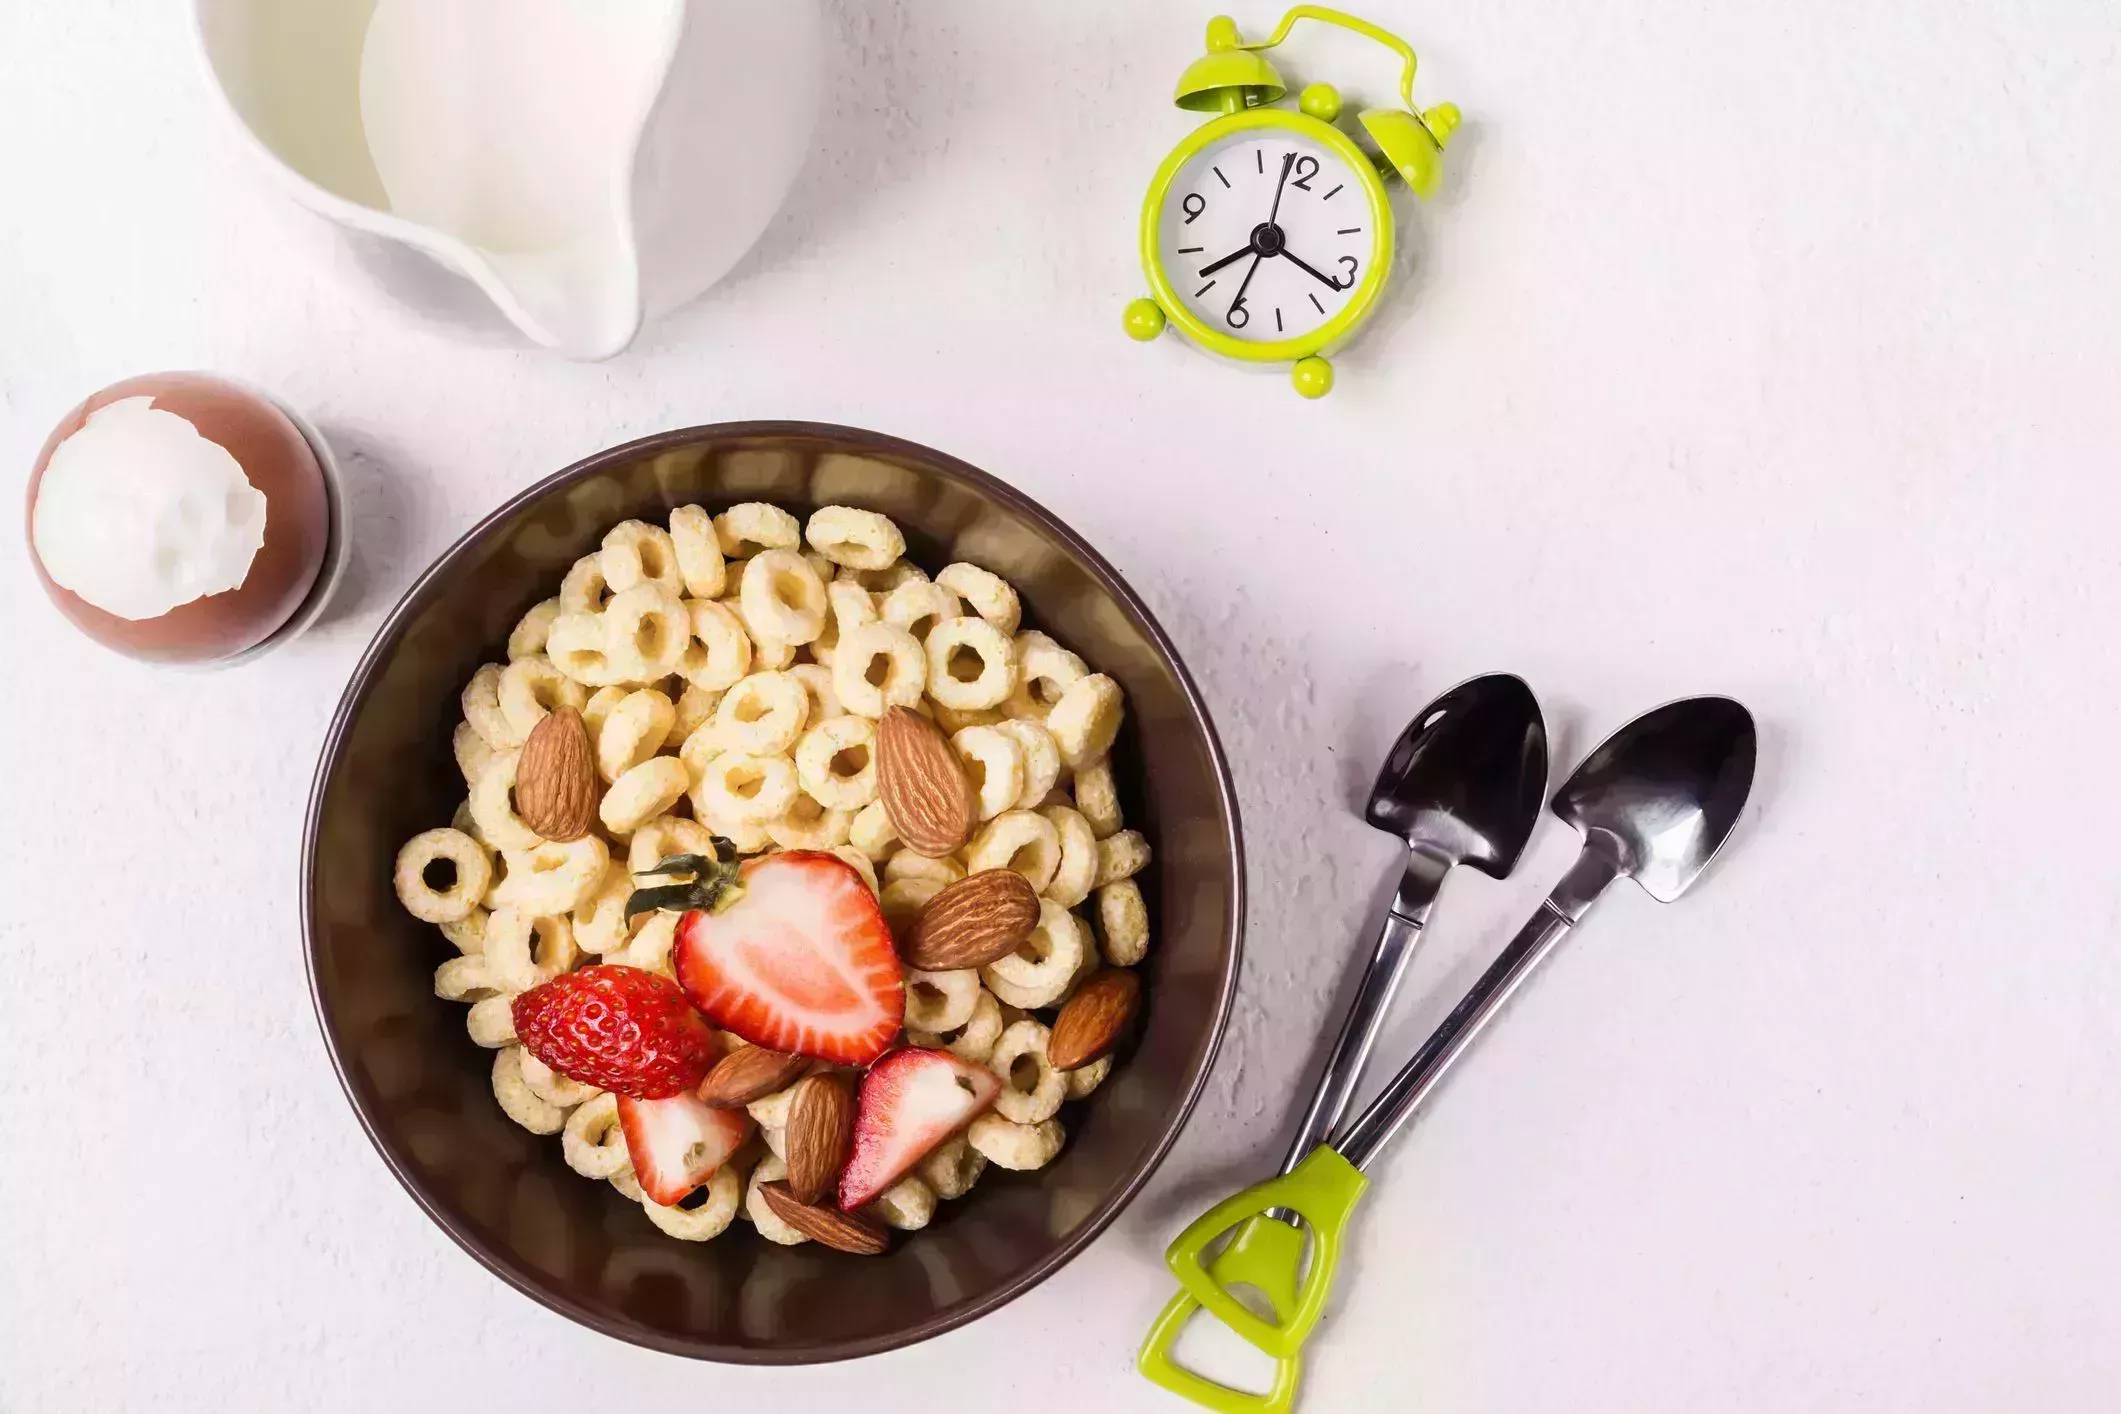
[6, 3, 2120, 1410]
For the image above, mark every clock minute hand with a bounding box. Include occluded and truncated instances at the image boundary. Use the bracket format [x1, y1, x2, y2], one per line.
[1196, 244, 1255, 278]
[1267, 151, 1295, 226]
[1280, 247, 1347, 292]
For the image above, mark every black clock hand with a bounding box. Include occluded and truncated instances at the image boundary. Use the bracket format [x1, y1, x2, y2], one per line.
[1267, 151, 1295, 226]
[1197, 244, 1255, 278]
[1227, 253, 1263, 320]
[1280, 247, 1347, 291]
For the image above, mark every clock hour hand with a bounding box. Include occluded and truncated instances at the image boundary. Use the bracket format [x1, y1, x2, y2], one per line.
[1227, 253, 1263, 321]
[1196, 244, 1255, 278]
[1280, 247, 1347, 291]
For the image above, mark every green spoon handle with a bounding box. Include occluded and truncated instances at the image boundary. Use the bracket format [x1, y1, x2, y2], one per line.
[1138, 1216, 1309, 1413]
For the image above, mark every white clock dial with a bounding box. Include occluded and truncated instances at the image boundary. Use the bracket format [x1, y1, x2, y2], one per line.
[1156, 130, 1376, 344]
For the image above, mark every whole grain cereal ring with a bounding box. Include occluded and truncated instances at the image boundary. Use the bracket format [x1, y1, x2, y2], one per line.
[785, 666, 837, 724]
[1071, 758, 1123, 838]
[744, 1155, 809, 1245]
[494, 836, 610, 916]
[882, 851, 964, 886]
[580, 685, 630, 742]
[508, 598, 564, 661]
[1064, 1054, 1112, 1099]
[600, 757, 691, 836]
[714, 502, 802, 559]
[610, 1169, 646, 1202]
[395, 827, 492, 923]
[925, 618, 1017, 711]
[453, 720, 496, 787]
[693, 752, 799, 824]
[746, 1081, 806, 1131]
[667, 505, 727, 599]
[1040, 805, 1098, 909]
[829, 845, 880, 898]
[794, 714, 878, 810]
[740, 549, 828, 645]
[996, 719, 1062, 812]
[671, 683, 721, 744]
[627, 816, 720, 878]
[434, 954, 504, 1003]
[466, 993, 518, 1048]
[560, 554, 614, 614]
[1095, 878, 1149, 965]
[572, 862, 636, 955]
[621, 911, 679, 977]
[848, 800, 897, 860]
[677, 600, 752, 692]
[966, 1112, 1064, 1171]
[547, 612, 627, 688]
[562, 1093, 630, 1177]
[878, 876, 946, 934]
[952, 724, 1025, 822]
[832, 623, 926, 717]
[918, 1135, 989, 1200]
[604, 585, 693, 679]
[805, 505, 905, 571]
[838, 559, 927, 593]
[869, 1175, 936, 1231]
[931, 703, 1002, 734]
[520, 1048, 602, 1108]
[1094, 830, 1152, 889]
[965, 810, 1062, 894]
[596, 688, 677, 783]
[903, 967, 980, 1032]
[760, 1125, 788, 1161]
[493, 1045, 568, 1134]
[691, 794, 774, 856]
[765, 794, 854, 851]
[441, 907, 489, 956]
[988, 1019, 1067, 1124]
[1047, 673, 1124, 770]
[600, 519, 683, 596]
[499, 656, 590, 741]
[935, 562, 1021, 635]
[879, 578, 961, 642]
[983, 899, 1086, 1010]
[945, 989, 1005, 1064]
[485, 909, 581, 990]
[827, 578, 877, 637]
[713, 671, 810, 756]
[1018, 632, 1088, 704]
[643, 1162, 743, 1241]
[462, 663, 521, 748]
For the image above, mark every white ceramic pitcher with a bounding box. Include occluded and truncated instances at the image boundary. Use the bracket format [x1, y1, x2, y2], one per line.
[192, 0, 820, 359]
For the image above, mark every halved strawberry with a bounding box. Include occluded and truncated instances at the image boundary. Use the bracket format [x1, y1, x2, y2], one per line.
[839, 1047, 1000, 1211]
[615, 1091, 755, 1207]
[673, 851, 904, 1066]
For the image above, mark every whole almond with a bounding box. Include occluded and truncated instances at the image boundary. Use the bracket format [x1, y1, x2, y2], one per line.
[876, 707, 976, 858]
[515, 707, 597, 841]
[758, 1180, 888, 1255]
[1047, 968, 1142, 1071]
[783, 1073, 855, 1205]
[696, 1045, 809, 1108]
[904, 869, 1040, 970]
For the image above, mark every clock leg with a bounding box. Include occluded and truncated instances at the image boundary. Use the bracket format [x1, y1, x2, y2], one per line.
[1123, 298, 1167, 342]
[1291, 356, 1334, 399]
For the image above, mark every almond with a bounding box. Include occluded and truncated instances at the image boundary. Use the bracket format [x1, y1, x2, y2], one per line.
[904, 869, 1040, 970]
[515, 707, 597, 841]
[758, 1180, 888, 1255]
[783, 1073, 856, 1205]
[1047, 968, 1141, 1071]
[695, 1045, 809, 1108]
[876, 706, 976, 858]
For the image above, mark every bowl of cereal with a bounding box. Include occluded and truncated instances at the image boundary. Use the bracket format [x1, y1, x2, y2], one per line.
[303, 422, 1243, 1361]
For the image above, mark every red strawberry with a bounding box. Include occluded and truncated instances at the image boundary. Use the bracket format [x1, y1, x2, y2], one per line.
[674, 851, 904, 1066]
[615, 1091, 754, 1207]
[511, 965, 722, 1100]
[838, 1047, 1000, 1211]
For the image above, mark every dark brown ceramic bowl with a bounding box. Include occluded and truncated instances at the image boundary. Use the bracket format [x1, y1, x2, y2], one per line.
[303, 422, 1243, 1362]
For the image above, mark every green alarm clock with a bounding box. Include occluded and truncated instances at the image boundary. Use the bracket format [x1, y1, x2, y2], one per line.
[1123, 6, 1460, 398]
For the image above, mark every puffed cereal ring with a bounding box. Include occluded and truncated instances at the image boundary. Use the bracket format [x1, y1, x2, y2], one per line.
[788, 663, 842, 723]
[691, 794, 774, 856]
[1064, 1054, 1112, 1100]
[1094, 829, 1152, 889]
[713, 671, 811, 756]
[451, 798, 484, 845]
[827, 578, 877, 637]
[677, 599, 752, 692]
[879, 578, 961, 641]
[453, 720, 496, 787]
[561, 554, 615, 614]
[831, 622, 926, 718]
[878, 876, 946, 934]
[931, 703, 1002, 734]
[744, 1155, 809, 1245]
[805, 505, 906, 571]
[951, 724, 1025, 822]
[600, 519, 683, 596]
[966, 1112, 1064, 1171]
[1047, 673, 1124, 770]
[466, 993, 518, 1048]
[667, 505, 727, 599]
[671, 683, 721, 744]
[918, 1135, 989, 1200]
[571, 862, 636, 955]
[965, 810, 1062, 894]
[745, 1081, 806, 1131]
[494, 835, 610, 916]
[603, 585, 693, 679]
[760, 1125, 788, 1161]
[499, 656, 590, 740]
[988, 1019, 1067, 1125]
[692, 751, 799, 824]
[1095, 879, 1149, 966]
[838, 559, 927, 593]
[546, 612, 627, 688]
[869, 1175, 936, 1231]
[1040, 805, 1098, 909]
[882, 851, 964, 886]
[441, 907, 489, 956]
[1071, 758, 1123, 838]
[508, 597, 564, 661]
[596, 688, 677, 783]
[580, 685, 629, 742]
[714, 502, 801, 558]
[462, 663, 521, 748]
[610, 1170, 646, 1202]
[599, 757, 691, 836]
[765, 794, 854, 851]
[627, 816, 720, 877]
[995, 718, 1061, 812]
[933, 562, 1021, 635]
[485, 908, 581, 990]
[621, 911, 679, 977]
[794, 715, 878, 811]
[434, 954, 504, 1002]
[493, 1045, 567, 1134]
[848, 800, 897, 860]
[904, 967, 980, 1032]
[520, 1048, 602, 1108]
[395, 828, 492, 923]
[739, 549, 828, 646]
[828, 844, 880, 898]
[643, 1162, 743, 1241]
[925, 618, 1017, 711]
[945, 989, 1005, 1064]
[562, 1093, 630, 1177]
[982, 899, 1086, 1010]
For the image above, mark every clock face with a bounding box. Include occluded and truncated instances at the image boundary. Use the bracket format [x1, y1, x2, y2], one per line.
[1154, 128, 1379, 345]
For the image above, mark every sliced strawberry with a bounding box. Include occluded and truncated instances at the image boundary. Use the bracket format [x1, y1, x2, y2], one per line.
[511, 965, 723, 1099]
[615, 1091, 754, 1206]
[839, 1047, 1000, 1211]
[674, 851, 904, 1066]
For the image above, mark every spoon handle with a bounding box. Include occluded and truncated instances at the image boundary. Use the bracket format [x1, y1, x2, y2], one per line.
[1334, 843, 1621, 1171]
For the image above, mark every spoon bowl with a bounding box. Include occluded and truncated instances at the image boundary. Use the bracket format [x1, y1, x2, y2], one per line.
[1364, 672, 1548, 880]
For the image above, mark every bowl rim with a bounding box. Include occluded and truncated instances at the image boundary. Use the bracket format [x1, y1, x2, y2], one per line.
[301, 420, 1246, 1363]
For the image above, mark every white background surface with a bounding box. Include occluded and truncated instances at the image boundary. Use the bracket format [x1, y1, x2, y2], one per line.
[4, 2, 2119, 1410]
